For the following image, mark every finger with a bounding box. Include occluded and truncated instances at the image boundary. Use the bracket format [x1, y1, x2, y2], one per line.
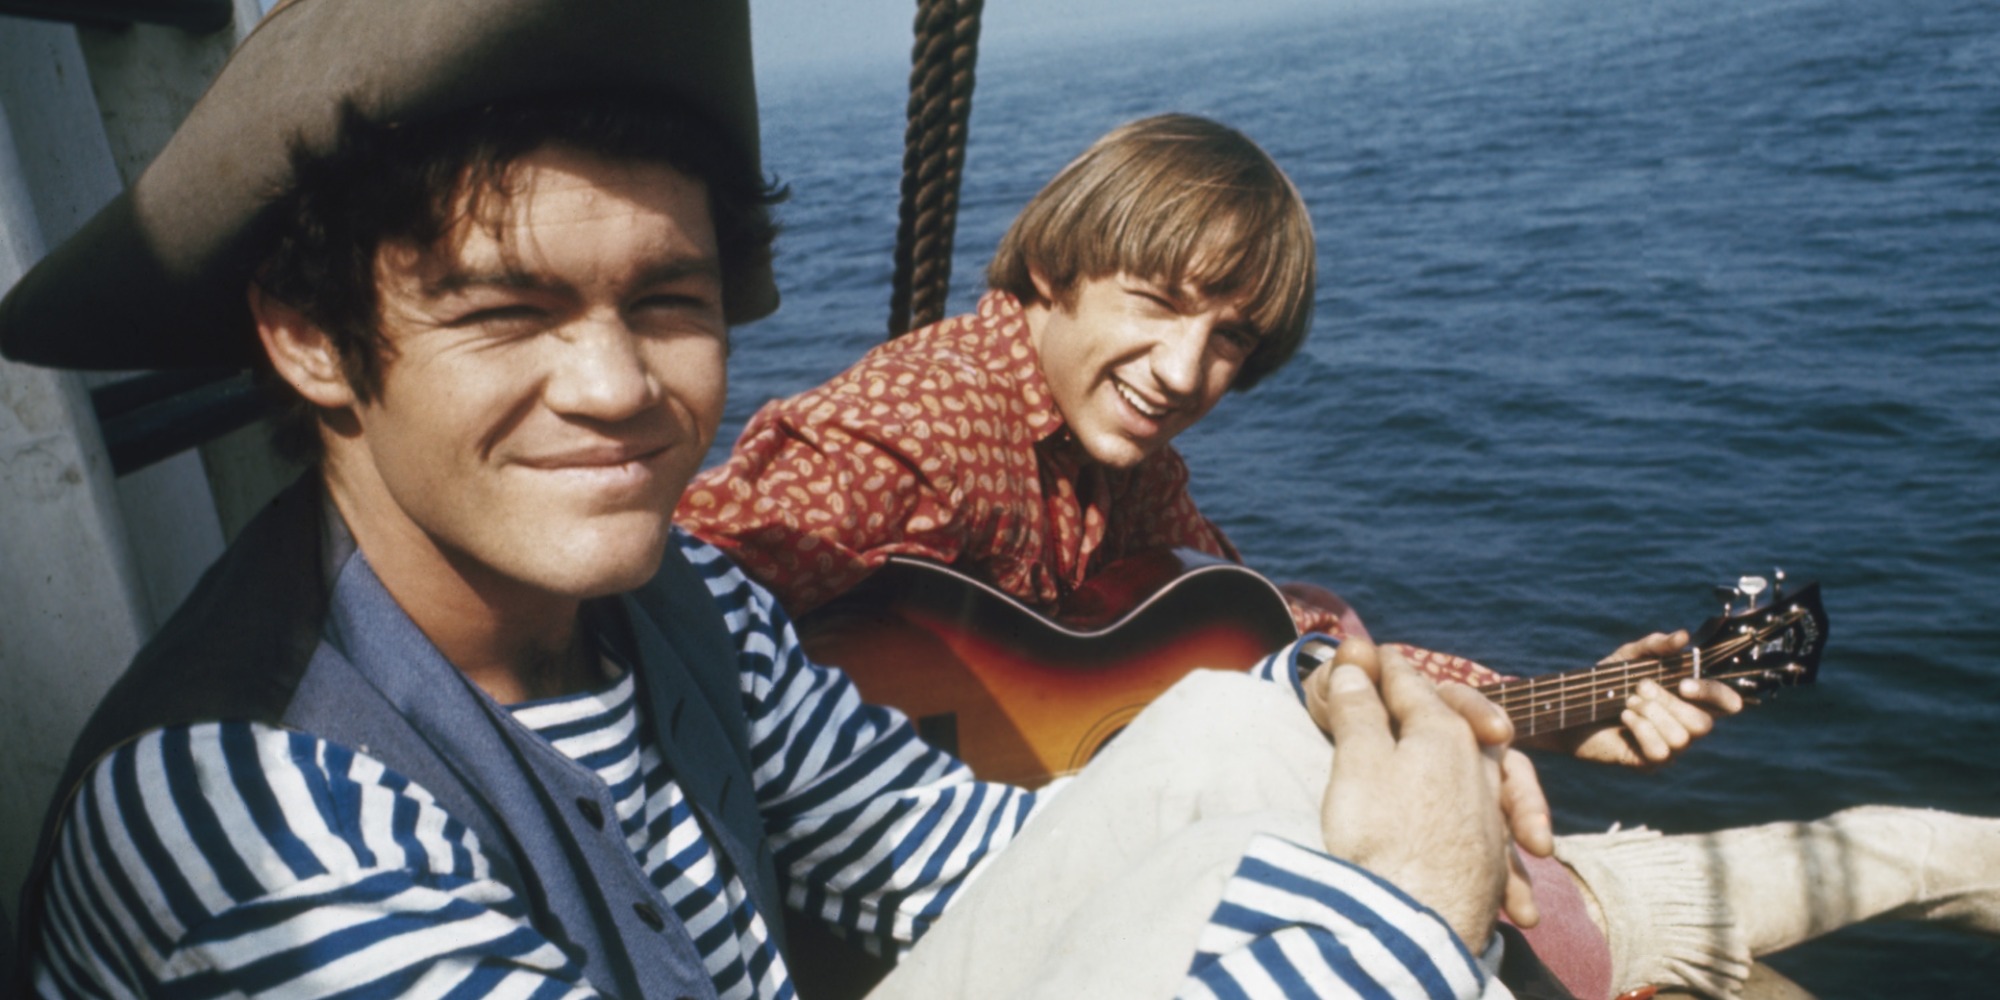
[1654, 687, 1720, 738]
[1631, 681, 1694, 750]
[1575, 727, 1644, 768]
[1597, 629, 1688, 666]
[1678, 677, 1745, 715]
[1376, 646, 1465, 744]
[1330, 635, 1381, 684]
[1305, 637, 1384, 735]
[1376, 643, 1438, 710]
[1618, 707, 1673, 762]
[1437, 682, 1515, 748]
[1502, 847, 1541, 928]
[1499, 748, 1553, 857]
[1318, 663, 1395, 765]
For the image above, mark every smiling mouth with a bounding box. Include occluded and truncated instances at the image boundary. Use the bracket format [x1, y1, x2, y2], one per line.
[1113, 379, 1169, 421]
[521, 442, 670, 469]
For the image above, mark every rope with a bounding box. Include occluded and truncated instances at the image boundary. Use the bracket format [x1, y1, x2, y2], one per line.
[888, 0, 984, 337]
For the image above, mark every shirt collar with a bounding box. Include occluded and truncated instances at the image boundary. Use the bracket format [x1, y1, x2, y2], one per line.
[976, 289, 1068, 444]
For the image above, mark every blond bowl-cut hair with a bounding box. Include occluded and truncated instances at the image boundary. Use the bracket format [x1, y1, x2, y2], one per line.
[987, 113, 1316, 390]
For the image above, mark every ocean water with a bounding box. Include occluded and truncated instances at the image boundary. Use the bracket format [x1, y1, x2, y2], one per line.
[723, 0, 2000, 992]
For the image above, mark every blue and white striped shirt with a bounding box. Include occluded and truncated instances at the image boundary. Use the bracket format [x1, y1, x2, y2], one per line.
[33, 533, 1503, 999]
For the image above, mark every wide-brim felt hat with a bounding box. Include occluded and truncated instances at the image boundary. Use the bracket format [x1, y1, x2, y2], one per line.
[0, 0, 774, 371]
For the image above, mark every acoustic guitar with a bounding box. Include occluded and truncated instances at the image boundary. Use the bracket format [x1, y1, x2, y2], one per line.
[795, 549, 1829, 787]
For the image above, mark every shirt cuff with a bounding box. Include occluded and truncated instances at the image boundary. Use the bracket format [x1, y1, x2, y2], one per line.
[1249, 632, 1342, 704]
[1181, 832, 1496, 1000]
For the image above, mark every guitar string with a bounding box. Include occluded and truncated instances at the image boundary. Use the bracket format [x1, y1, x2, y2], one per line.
[1496, 658, 1682, 734]
[1496, 642, 1768, 733]
[1467, 599, 1816, 733]
[1490, 639, 1751, 719]
[1487, 641, 1716, 708]
[1485, 624, 1779, 711]
[1484, 632, 1773, 734]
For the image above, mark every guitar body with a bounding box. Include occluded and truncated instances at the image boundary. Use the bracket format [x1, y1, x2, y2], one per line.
[797, 549, 1298, 786]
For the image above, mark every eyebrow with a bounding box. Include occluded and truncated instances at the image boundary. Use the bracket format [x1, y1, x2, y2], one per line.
[1127, 276, 1195, 309]
[1142, 276, 1255, 328]
[420, 255, 722, 299]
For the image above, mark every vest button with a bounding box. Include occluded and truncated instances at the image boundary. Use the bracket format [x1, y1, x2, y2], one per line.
[632, 900, 667, 932]
[577, 797, 605, 829]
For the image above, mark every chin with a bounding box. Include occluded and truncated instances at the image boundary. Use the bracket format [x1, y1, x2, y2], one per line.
[1076, 431, 1151, 471]
[534, 516, 675, 598]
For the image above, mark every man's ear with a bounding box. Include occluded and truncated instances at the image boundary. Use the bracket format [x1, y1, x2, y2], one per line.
[249, 283, 357, 409]
[1027, 266, 1059, 307]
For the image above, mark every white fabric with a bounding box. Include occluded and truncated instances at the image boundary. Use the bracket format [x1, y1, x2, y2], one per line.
[868, 670, 1510, 1000]
[1555, 806, 2000, 998]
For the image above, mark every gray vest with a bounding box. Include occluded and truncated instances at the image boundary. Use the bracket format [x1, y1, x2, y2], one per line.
[18, 477, 784, 1000]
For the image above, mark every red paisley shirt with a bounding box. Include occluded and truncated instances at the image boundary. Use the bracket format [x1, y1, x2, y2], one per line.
[678, 291, 1502, 687]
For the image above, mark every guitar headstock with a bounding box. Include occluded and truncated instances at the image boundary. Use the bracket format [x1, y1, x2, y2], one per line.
[1687, 578, 1828, 696]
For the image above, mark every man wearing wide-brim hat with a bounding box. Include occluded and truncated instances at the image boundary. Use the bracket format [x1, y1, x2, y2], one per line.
[0, 2, 1583, 998]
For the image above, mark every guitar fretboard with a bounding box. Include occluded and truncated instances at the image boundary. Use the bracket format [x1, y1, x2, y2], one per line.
[1481, 622, 1796, 737]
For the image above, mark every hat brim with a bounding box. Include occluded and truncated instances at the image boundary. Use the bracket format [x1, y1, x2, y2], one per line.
[0, 0, 774, 371]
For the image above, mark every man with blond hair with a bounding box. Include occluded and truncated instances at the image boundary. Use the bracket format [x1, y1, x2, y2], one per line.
[679, 113, 2000, 999]
[681, 113, 1736, 764]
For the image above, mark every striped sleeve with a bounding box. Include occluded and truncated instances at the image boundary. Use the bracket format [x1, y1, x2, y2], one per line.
[33, 723, 595, 999]
[682, 534, 1043, 957]
[1250, 633, 1337, 702]
[1181, 835, 1506, 1000]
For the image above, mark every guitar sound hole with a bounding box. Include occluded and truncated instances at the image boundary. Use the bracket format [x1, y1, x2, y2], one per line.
[1089, 726, 1127, 761]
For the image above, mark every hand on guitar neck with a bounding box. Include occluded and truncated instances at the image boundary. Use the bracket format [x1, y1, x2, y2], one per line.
[1511, 628, 1747, 768]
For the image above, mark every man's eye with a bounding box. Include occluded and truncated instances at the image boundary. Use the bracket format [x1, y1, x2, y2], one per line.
[637, 292, 718, 312]
[453, 305, 544, 330]
[631, 292, 728, 340]
[1214, 327, 1260, 358]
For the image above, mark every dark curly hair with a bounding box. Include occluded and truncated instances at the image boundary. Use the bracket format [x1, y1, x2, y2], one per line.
[254, 92, 785, 462]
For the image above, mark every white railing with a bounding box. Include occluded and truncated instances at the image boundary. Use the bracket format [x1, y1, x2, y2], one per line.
[0, 1, 273, 940]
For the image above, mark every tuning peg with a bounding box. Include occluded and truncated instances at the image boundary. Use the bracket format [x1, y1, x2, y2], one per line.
[1772, 568, 1787, 600]
[1738, 575, 1768, 608]
[1713, 585, 1739, 615]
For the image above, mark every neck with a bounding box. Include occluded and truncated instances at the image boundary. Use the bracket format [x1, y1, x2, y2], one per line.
[320, 461, 598, 705]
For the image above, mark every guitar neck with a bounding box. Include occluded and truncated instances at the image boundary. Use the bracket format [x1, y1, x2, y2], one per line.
[1480, 658, 1680, 737]
[1480, 627, 1770, 737]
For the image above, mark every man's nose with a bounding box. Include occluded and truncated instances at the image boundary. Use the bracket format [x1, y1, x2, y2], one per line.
[544, 319, 659, 421]
[1151, 318, 1211, 398]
